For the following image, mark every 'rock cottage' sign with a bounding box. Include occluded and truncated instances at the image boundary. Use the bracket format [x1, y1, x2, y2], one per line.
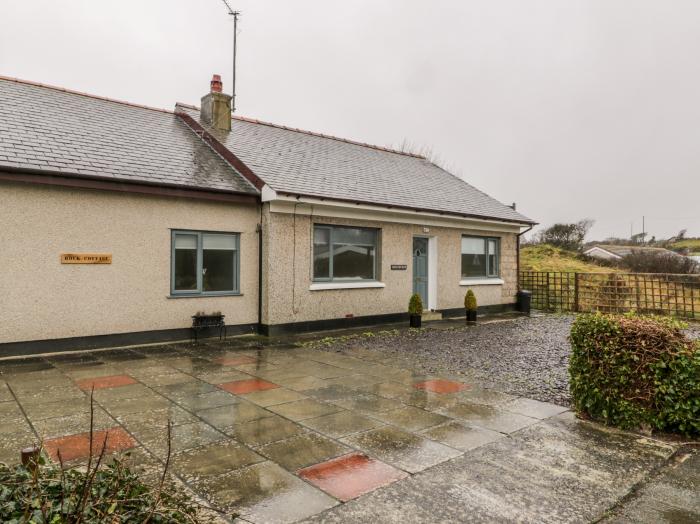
[60, 253, 112, 264]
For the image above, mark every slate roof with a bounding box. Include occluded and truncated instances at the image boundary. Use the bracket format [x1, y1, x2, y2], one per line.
[0, 77, 257, 195]
[176, 105, 534, 224]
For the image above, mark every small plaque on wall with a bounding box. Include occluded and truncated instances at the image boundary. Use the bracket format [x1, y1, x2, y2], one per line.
[60, 253, 112, 264]
[391, 264, 407, 271]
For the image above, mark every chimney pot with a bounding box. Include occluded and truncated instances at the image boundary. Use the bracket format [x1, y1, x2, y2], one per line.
[201, 74, 232, 131]
[210, 74, 223, 93]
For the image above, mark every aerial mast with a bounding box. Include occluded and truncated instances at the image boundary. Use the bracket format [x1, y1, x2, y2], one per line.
[221, 0, 240, 113]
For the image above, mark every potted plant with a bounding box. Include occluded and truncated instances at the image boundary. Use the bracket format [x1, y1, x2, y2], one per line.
[465, 289, 477, 323]
[408, 293, 423, 328]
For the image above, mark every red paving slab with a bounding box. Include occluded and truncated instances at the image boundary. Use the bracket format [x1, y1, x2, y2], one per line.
[218, 378, 279, 394]
[44, 427, 136, 462]
[413, 379, 470, 394]
[215, 355, 259, 366]
[298, 453, 408, 501]
[75, 374, 138, 391]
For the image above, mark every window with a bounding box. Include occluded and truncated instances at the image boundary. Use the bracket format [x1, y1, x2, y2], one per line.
[313, 225, 378, 281]
[171, 230, 239, 295]
[461, 236, 499, 278]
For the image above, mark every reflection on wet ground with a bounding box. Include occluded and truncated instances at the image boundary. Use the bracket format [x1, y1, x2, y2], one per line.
[0, 335, 687, 523]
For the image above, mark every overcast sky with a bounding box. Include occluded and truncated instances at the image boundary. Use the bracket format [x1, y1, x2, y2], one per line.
[1, 1, 698, 240]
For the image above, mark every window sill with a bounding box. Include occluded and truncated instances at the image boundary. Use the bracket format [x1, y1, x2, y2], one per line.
[459, 278, 504, 286]
[167, 293, 243, 299]
[309, 282, 386, 291]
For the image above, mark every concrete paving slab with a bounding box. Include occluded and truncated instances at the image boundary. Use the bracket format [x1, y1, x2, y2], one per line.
[271, 375, 328, 391]
[0, 384, 14, 402]
[304, 384, 359, 401]
[256, 432, 351, 471]
[267, 398, 342, 421]
[195, 401, 273, 430]
[116, 406, 199, 428]
[420, 420, 505, 451]
[97, 394, 173, 415]
[18, 396, 84, 419]
[457, 387, 519, 406]
[154, 380, 218, 400]
[33, 410, 114, 439]
[341, 426, 463, 473]
[175, 390, 239, 411]
[298, 410, 386, 439]
[368, 405, 451, 432]
[331, 394, 405, 415]
[503, 397, 570, 419]
[170, 440, 265, 482]
[194, 461, 338, 523]
[239, 388, 307, 407]
[137, 421, 227, 458]
[228, 415, 306, 447]
[137, 371, 196, 387]
[442, 401, 539, 433]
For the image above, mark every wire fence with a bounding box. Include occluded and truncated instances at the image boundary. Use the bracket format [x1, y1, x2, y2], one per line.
[519, 271, 700, 319]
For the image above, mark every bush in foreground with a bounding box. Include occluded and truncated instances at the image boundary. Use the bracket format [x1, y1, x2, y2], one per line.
[0, 452, 204, 523]
[569, 313, 699, 436]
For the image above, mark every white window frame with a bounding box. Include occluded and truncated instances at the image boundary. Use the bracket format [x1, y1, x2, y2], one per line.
[170, 230, 240, 296]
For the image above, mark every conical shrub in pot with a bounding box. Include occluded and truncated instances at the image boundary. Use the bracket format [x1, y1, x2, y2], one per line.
[465, 289, 477, 322]
[408, 293, 423, 328]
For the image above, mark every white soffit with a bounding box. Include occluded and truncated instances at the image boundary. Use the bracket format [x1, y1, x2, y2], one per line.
[265, 194, 523, 233]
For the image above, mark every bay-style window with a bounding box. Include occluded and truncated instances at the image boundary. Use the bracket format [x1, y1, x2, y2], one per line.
[171, 230, 240, 295]
[313, 225, 378, 281]
[461, 236, 500, 279]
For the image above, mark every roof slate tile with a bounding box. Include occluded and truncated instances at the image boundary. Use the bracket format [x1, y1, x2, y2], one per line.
[177, 105, 534, 224]
[0, 77, 257, 196]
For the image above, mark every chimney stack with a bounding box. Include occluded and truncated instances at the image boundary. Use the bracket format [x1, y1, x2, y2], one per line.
[200, 74, 232, 131]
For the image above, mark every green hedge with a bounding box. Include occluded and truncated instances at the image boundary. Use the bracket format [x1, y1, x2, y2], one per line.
[569, 313, 699, 436]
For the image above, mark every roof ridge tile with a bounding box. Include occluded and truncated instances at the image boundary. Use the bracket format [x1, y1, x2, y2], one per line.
[174, 102, 425, 159]
[0, 75, 173, 115]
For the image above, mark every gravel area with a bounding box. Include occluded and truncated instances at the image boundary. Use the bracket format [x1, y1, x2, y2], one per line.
[315, 314, 576, 406]
[312, 315, 700, 408]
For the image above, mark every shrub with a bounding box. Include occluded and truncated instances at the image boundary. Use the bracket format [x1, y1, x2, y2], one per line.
[408, 293, 423, 315]
[464, 289, 477, 311]
[569, 313, 699, 436]
[620, 251, 699, 274]
[0, 452, 206, 523]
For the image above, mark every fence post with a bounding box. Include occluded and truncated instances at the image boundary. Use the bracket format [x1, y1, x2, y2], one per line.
[574, 273, 580, 312]
[546, 272, 551, 311]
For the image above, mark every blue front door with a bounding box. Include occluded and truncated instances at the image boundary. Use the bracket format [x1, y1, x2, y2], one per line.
[413, 237, 428, 307]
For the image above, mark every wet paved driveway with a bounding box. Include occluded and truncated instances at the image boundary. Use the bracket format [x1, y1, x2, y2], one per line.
[0, 338, 688, 523]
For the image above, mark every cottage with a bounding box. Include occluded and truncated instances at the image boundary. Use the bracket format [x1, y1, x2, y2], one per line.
[583, 244, 680, 261]
[0, 75, 535, 355]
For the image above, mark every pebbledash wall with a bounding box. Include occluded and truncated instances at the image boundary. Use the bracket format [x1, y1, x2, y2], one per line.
[0, 181, 260, 351]
[260, 200, 519, 334]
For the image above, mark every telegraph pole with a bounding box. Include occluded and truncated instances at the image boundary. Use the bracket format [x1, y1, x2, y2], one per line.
[221, 0, 240, 113]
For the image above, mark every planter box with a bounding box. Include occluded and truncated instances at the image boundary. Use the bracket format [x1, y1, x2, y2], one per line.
[409, 314, 422, 328]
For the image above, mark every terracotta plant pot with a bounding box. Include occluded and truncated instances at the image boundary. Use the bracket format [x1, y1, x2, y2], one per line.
[409, 314, 422, 328]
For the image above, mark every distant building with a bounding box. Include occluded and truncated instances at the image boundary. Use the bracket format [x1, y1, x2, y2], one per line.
[583, 245, 681, 261]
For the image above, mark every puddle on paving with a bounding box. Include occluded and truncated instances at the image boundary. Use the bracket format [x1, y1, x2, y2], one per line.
[257, 432, 350, 471]
[342, 426, 462, 473]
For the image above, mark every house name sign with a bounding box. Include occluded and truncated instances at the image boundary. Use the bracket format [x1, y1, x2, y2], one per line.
[391, 264, 407, 271]
[60, 253, 112, 264]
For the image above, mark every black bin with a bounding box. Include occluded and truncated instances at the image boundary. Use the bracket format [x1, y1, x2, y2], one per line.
[517, 290, 532, 315]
